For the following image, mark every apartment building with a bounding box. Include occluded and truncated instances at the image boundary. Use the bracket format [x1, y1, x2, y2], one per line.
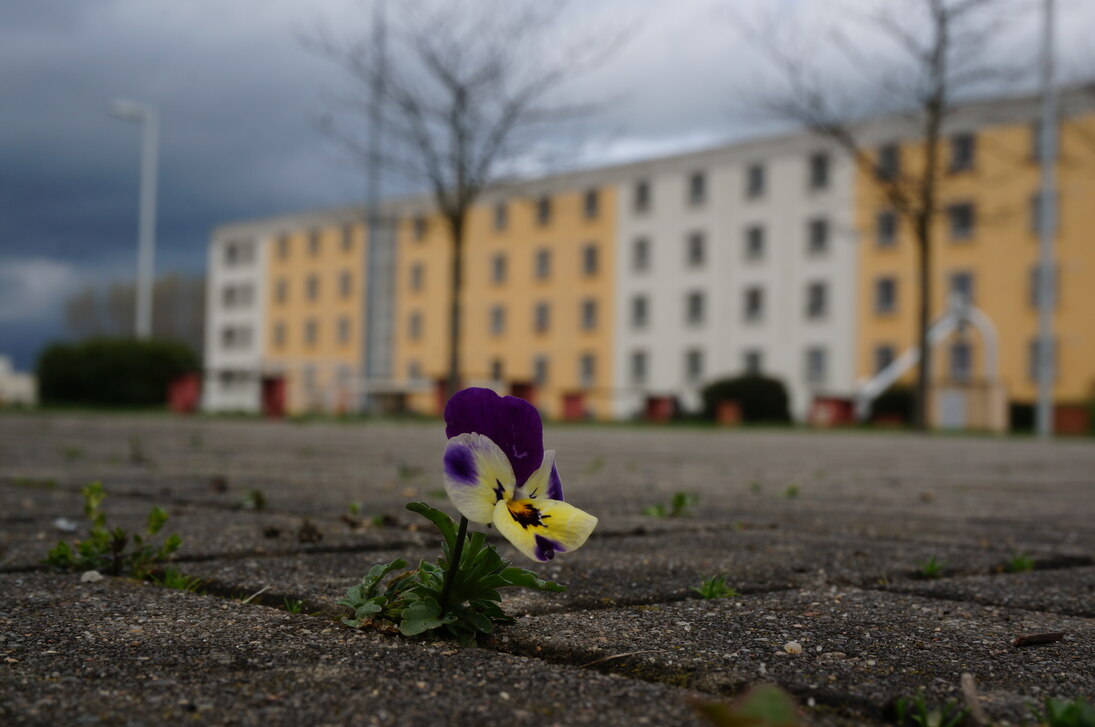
[613, 136, 856, 419]
[855, 89, 1095, 422]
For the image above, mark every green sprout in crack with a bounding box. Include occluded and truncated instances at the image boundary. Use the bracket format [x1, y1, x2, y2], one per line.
[239, 489, 267, 511]
[1031, 696, 1095, 727]
[154, 568, 203, 593]
[339, 502, 565, 646]
[894, 693, 968, 727]
[781, 483, 800, 499]
[917, 556, 946, 579]
[1006, 551, 1036, 573]
[347, 502, 363, 517]
[642, 491, 699, 518]
[284, 598, 305, 614]
[694, 684, 803, 726]
[44, 482, 182, 578]
[692, 575, 739, 600]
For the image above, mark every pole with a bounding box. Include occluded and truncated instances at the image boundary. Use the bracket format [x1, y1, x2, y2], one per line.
[1036, 0, 1057, 438]
[362, 0, 387, 411]
[135, 107, 159, 339]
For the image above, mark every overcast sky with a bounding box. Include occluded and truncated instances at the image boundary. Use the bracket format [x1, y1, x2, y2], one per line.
[2, 0, 1092, 370]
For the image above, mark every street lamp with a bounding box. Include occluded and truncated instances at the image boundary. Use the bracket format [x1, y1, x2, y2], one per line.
[110, 99, 159, 340]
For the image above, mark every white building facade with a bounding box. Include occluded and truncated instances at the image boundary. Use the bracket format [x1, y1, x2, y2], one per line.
[612, 134, 857, 420]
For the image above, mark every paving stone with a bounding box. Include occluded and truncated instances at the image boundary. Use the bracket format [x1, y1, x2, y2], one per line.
[885, 567, 1095, 617]
[489, 587, 1095, 724]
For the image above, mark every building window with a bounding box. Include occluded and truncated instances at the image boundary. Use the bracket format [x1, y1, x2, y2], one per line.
[579, 353, 596, 388]
[875, 277, 897, 314]
[685, 348, 704, 384]
[339, 270, 353, 299]
[413, 216, 427, 241]
[408, 311, 422, 341]
[584, 188, 599, 219]
[630, 350, 647, 386]
[582, 244, 599, 276]
[877, 142, 900, 180]
[949, 340, 972, 382]
[308, 229, 322, 256]
[688, 171, 706, 206]
[1028, 264, 1059, 309]
[743, 286, 764, 322]
[949, 271, 974, 304]
[275, 277, 288, 304]
[580, 299, 598, 331]
[745, 163, 765, 198]
[947, 202, 975, 240]
[686, 231, 706, 267]
[950, 133, 975, 172]
[224, 240, 254, 266]
[807, 218, 829, 255]
[809, 152, 830, 190]
[634, 179, 651, 213]
[494, 202, 508, 231]
[686, 290, 706, 326]
[490, 305, 506, 336]
[631, 295, 649, 329]
[220, 325, 252, 350]
[805, 281, 828, 319]
[410, 263, 424, 292]
[633, 237, 650, 271]
[304, 319, 318, 347]
[492, 253, 507, 284]
[273, 322, 286, 349]
[533, 301, 550, 333]
[877, 210, 897, 247]
[745, 225, 765, 260]
[222, 285, 237, 308]
[407, 360, 421, 380]
[533, 355, 549, 386]
[490, 358, 504, 382]
[536, 196, 552, 226]
[302, 365, 316, 392]
[535, 248, 551, 279]
[874, 344, 895, 374]
[277, 235, 290, 259]
[306, 274, 319, 302]
[1028, 337, 1058, 381]
[341, 224, 354, 252]
[805, 347, 827, 383]
[337, 315, 351, 344]
[743, 349, 763, 374]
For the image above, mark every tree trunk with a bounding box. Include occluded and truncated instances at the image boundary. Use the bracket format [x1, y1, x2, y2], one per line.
[446, 211, 466, 401]
[914, 219, 932, 431]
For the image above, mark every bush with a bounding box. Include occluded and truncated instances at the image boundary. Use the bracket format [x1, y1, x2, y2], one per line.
[701, 374, 791, 423]
[37, 338, 199, 407]
[869, 385, 914, 424]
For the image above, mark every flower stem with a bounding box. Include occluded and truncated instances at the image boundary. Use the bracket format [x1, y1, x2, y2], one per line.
[438, 515, 468, 613]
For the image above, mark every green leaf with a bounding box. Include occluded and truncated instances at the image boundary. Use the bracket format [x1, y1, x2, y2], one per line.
[146, 506, 169, 535]
[500, 567, 566, 592]
[400, 596, 453, 636]
[158, 534, 182, 558]
[82, 482, 105, 523]
[44, 541, 74, 567]
[362, 558, 409, 595]
[406, 502, 456, 551]
[694, 685, 802, 727]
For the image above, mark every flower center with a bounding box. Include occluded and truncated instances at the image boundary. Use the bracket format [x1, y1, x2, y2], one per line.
[507, 501, 548, 529]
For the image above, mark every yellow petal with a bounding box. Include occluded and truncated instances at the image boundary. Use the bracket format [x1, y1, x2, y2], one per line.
[492, 497, 597, 562]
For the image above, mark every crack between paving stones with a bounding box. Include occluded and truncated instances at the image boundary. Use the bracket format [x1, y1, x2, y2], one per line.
[866, 582, 1095, 618]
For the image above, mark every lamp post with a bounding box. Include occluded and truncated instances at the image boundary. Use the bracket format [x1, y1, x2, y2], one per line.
[110, 99, 159, 340]
[1036, 0, 1057, 438]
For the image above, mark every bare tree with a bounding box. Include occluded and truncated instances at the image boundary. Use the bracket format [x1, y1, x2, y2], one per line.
[731, 0, 1017, 430]
[305, 0, 629, 399]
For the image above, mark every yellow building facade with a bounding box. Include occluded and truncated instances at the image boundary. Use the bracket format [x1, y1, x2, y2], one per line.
[855, 105, 1095, 415]
[264, 221, 367, 413]
[393, 186, 617, 420]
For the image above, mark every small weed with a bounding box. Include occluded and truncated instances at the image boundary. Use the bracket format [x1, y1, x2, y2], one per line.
[894, 693, 967, 727]
[642, 491, 699, 518]
[692, 575, 739, 600]
[749, 481, 762, 495]
[1006, 551, 1036, 573]
[348, 502, 362, 516]
[693, 684, 802, 726]
[45, 482, 182, 578]
[59, 446, 84, 462]
[1031, 696, 1095, 727]
[12, 476, 57, 489]
[284, 598, 305, 614]
[371, 513, 397, 527]
[917, 556, 946, 579]
[782, 483, 800, 499]
[154, 568, 203, 592]
[239, 489, 267, 511]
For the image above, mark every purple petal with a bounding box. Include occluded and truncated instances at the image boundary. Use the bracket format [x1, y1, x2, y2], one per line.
[444, 388, 544, 486]
[547, 460, 564, 501]
[534, 534, 566, 562]
[442, 444, 478, 487]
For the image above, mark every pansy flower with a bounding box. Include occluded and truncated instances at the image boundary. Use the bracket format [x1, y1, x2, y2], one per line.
[442, 388, 597, 562]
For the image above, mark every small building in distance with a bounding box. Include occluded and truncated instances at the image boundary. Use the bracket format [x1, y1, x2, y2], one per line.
[0, 356, 36, 407]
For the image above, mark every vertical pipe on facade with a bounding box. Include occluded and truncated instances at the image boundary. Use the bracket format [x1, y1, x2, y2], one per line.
[1036, 0, 1057, 438]
[362, 0, 386, 411]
